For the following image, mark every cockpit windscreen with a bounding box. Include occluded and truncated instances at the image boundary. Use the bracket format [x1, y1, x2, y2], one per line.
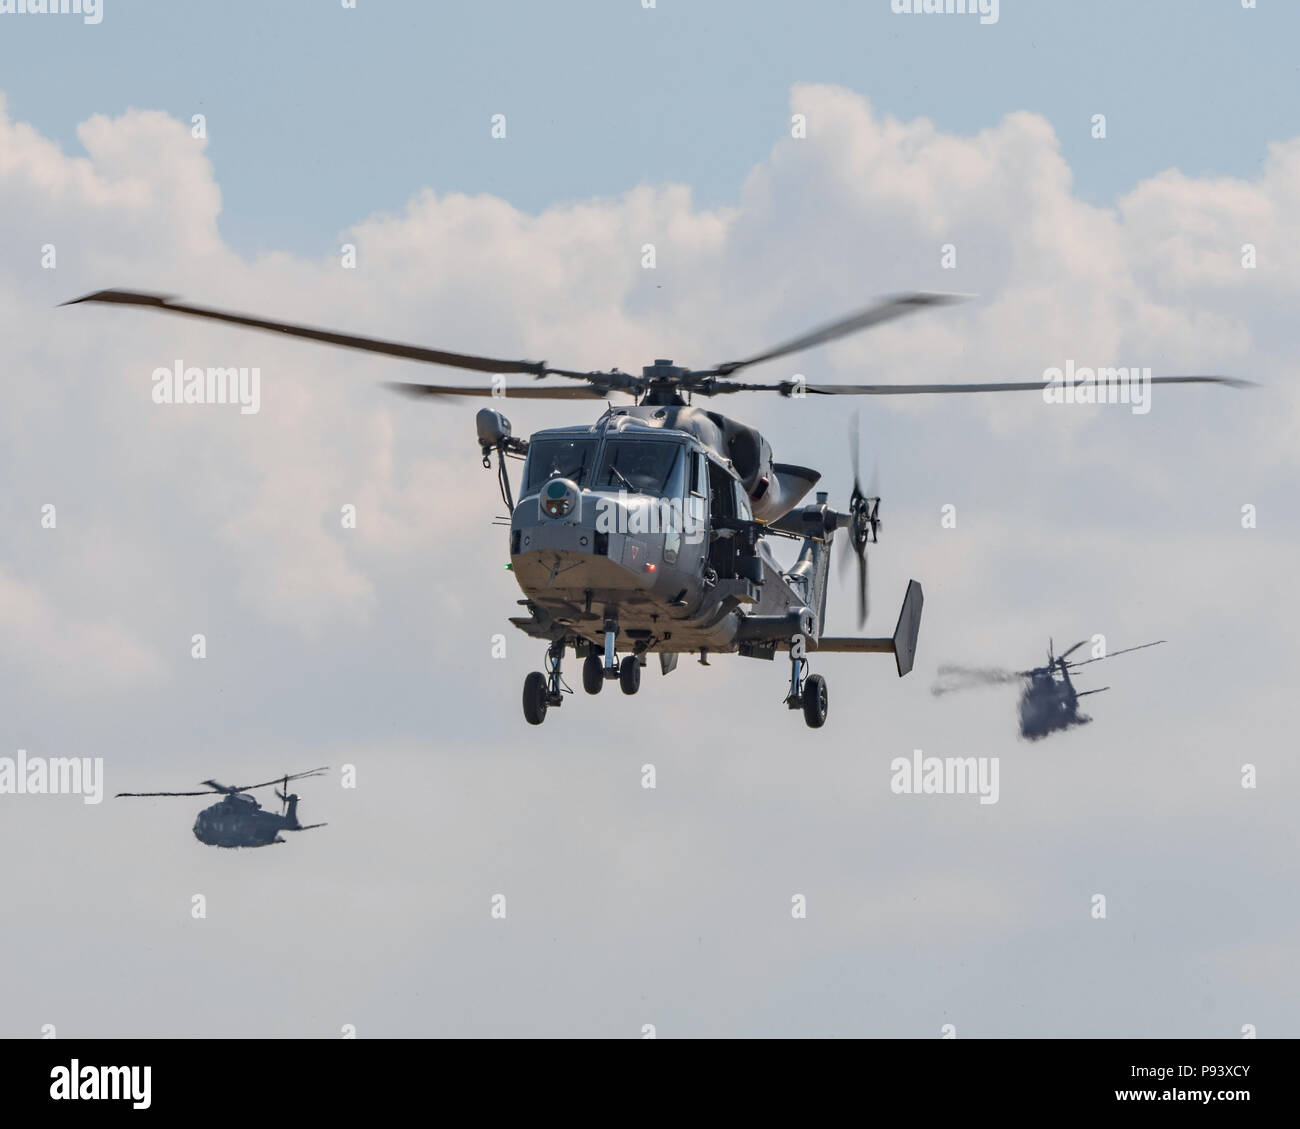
[595, 440, 684, 496]
[523, 438, 599, 492]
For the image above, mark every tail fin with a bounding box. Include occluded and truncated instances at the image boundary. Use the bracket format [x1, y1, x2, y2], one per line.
[891, 579, 923, 676]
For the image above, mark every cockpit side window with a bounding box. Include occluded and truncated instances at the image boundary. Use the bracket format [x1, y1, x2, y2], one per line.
[690, 451, 706, 497]
[522, 438, 599, 493]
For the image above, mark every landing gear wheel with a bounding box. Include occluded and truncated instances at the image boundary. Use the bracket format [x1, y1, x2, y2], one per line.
[802, 674, 828, 728]
[619, 656, 641, 696]
[582, 653, 604, 695]
[523, 671, 549, 725]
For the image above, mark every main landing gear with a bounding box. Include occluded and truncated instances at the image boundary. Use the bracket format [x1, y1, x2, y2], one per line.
[522, 639, 567, 726]
[786, 650, 829, 729]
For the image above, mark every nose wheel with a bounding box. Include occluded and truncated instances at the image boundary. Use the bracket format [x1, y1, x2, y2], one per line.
[582, 652, 604, 695]
[523, 632, 647, 723]
[619, 656, 641, 695]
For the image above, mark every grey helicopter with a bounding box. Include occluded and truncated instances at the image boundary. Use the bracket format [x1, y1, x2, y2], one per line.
[66, 288, 1243, 728]
[116, 768, 329, 847]
[933, 639, 1166, 740]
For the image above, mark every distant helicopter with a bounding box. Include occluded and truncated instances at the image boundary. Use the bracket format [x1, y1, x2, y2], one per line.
[116, 768, 329, 848]
[933, 639, 1166, 740]
[67, 288, 1241, 729]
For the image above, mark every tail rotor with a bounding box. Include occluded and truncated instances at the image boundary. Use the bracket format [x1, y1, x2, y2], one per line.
[838, 412, 880, 627]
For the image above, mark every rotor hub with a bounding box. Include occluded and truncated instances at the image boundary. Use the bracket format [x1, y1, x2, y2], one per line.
[641, 359, 685, 381]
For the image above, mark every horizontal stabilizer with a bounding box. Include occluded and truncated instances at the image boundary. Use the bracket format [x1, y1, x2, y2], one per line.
[809, 579, 924, 677]
[810, 637, 892, 652]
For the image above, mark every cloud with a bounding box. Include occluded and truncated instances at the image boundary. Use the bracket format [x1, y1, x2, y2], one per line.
[0, 567, 166, 691]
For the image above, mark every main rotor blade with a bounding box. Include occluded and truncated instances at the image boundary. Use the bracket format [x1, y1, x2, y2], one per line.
[64, 290, 554, 377]
[702, 374, 1253, 399]
[761, 376, 1251, 395]
[223, 767, 330, 795]
[1058, 639, 1088, 661]
[115, 789, 221, 798]
[291, 823, 328, 831]
[1067, 640, 1166, 669]
[710, 292, 969, 377]
[385, 381, 620, 400]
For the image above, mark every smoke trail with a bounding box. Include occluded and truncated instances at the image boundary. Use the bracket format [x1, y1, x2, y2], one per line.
[930, 664, 1021, 697]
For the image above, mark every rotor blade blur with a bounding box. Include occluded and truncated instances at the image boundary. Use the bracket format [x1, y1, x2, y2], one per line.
[710, 292, 969, 376]
[857, 547, 868, 628]
[931, 665, 1022, 696]
[64, 290, 552, 376]
[386, 381, 618, 400]
[848, 410, 861, 487]
[115, 790, 222, 798]
[201, 780, 236, 793]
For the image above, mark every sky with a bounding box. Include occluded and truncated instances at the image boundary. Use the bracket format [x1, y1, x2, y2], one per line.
[0, 1, 1297, 1038]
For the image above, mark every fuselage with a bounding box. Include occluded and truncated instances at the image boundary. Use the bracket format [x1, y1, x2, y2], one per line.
[1017, 669, 1084, 740]
[192, 794, 294, 848]
[508, 406, 822, 655]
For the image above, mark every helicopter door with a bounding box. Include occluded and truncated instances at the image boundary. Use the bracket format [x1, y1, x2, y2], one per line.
[706, 459, 737, 579]
[731, 480, 764, 584]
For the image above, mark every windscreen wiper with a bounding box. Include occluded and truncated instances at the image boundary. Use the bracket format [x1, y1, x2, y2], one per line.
[608, 464, 641, 494]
